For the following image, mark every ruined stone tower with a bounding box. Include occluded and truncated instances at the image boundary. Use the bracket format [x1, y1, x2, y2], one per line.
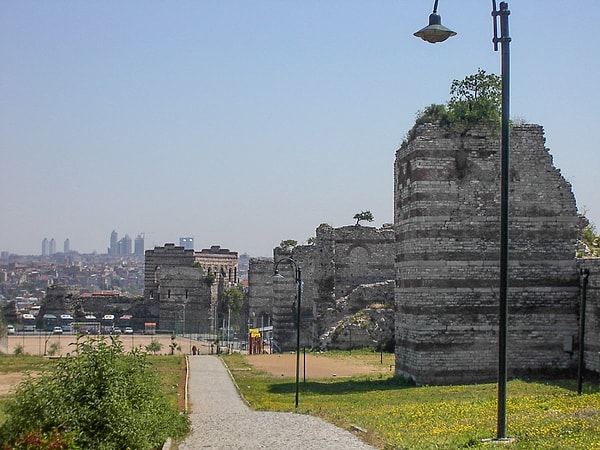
[394, 123, 580, 384]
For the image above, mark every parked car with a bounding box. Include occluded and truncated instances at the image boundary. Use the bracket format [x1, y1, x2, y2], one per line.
[124, 327, 134, 334]
[112, 327, 122, 335]
[53, 326, 63, 334]
[6, 325, 15, 335]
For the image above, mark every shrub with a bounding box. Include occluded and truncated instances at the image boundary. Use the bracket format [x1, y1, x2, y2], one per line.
[0, 336, 190, 449]
[47, 342, 60, 357]
[2, 428, 78, 450]
[146, 338, 163, 354]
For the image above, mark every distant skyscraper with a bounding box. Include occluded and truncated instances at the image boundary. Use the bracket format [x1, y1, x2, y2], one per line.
[64, 238, 70, 253]
[179, 237, 194, 250]
[109, 230, 118, 256]
[134, 234, 145, 256]
[42, 238, 49, 256]
[119, 235, 132, 255]
[49, 238, 56, 255]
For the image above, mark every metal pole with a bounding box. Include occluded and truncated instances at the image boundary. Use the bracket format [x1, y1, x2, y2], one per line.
[495, 1, 511, 440]
[577, 268, 590, 395]
[295, 265, 302, 408]
[303, 346, 306, 383]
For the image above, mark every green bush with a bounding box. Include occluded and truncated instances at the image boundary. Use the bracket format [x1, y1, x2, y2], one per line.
[0, 336, 190, 449]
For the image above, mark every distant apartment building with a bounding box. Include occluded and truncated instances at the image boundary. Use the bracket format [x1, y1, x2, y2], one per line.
[179, 237, 194, 250]
[118, 235, 132, 255]
[41, 237, 68, 256]
[109, 230, 118, 256]
[64, 238, 70, 253]
[134, 234, 145, 256]
[107, 230, 141, 256]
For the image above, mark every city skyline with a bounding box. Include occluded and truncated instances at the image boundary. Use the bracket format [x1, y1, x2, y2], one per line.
[15, 232, 231, 257]
[2, 1, 599, 257]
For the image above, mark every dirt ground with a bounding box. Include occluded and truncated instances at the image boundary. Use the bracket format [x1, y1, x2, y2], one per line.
[0, 334, 210, 396]
[1, 336, 395, 395]
[1, 334, 208, 357]
[244, 352, 395, 378]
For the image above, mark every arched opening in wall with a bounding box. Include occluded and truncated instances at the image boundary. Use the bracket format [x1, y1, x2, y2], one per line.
[154, 266, 160, 284]
[168, 290, 171, 299]
[344, 245, 371, 294]
[185, 289, 188, 299]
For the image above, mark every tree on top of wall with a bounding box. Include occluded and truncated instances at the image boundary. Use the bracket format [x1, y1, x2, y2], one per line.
[447, 68, 501, 126]
[353, 211, 374, 226]
[579, 223, 600, 257]
[279, 240, 297, 251]
[404, 69, 502, 143]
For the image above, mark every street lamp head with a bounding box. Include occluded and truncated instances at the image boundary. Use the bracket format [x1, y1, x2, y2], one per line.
[414, 12, 457, 43]
[272, 269, 285, 279]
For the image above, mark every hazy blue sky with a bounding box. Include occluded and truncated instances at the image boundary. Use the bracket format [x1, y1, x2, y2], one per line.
[2, 1, 598, 257]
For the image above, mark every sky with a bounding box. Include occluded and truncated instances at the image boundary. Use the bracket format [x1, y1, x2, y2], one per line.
[1, 1, 599, 258]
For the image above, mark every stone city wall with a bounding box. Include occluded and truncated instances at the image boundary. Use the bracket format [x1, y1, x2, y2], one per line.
[394, 123, 580, 384]
[579, 258, 600, 374]
[144, 244, 212, 334]
[261, 224, 395, 351]
[247, 258, 274, 328]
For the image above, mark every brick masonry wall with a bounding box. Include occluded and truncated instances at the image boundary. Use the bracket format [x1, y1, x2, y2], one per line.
[247, 258, 274, 328]
[262, 224, 395, 351]
[272, 246, 315, 351]
[313, 224, 395, 343]
[144, 244, 212, 333]
[394, 123, 580, 384]
[578, 258, 600, 373]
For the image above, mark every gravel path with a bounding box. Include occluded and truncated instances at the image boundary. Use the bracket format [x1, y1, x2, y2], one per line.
[177, 355, 377, 449]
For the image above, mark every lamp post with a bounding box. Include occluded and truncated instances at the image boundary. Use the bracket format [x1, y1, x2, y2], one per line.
[415, 0, 511, 441]
[273, 257, 302, 408]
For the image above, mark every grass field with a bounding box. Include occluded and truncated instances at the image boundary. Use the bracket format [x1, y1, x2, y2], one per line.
[222, 351, 600, 450]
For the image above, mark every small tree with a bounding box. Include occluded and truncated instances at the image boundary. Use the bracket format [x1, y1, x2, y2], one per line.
[580, 224, 600, 257]
[222, 286, 244, 315]
[12, 344, 25, 356]
[47, 342, 60, 356]
[203, 271, 216, 287]
[353, 210, 374, 226]
[279, 239, 297, 251]
[447, 68, 502, 127]
[145, 338, 163, 354]
[169, 334, 181, 355]
[404, 69, 502, 144]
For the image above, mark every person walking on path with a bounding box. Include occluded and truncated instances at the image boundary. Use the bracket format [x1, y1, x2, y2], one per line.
[178, 355, 377, 449]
